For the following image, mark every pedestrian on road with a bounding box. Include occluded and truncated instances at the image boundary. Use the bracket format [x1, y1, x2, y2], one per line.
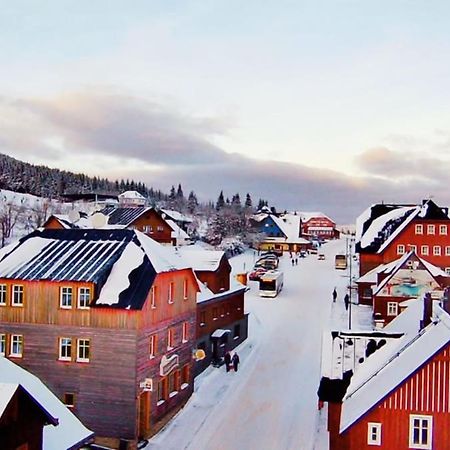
[232, 352, 240, 372]
[224, 351, 231, 372]
[332, 288, 337, 303]
[344, 293, 350, 311]
[295, 257, 298, 265]
[291, 258, 295, 266]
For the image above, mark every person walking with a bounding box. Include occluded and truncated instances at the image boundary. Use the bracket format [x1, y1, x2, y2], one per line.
[344, 293, 350, 311]
[232, 352, 240, 372]
[224, 351, 231, 372]
[332, 288, 337, 303]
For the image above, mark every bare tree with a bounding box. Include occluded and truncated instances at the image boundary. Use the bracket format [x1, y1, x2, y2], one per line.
[0, 196, 25, 247]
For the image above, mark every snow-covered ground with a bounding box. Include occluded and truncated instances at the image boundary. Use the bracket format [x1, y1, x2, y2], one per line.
[146, 238, 373, 450]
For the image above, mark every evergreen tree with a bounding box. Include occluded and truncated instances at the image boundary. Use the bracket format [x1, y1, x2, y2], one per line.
[216, 191, 225, 211]
[187, 191, 198, 214]
[245, 193, 252, 209]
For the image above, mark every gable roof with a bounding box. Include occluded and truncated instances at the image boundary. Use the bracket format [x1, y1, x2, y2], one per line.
[340, 300, 450, 433]
[176, 247, 226, 272]
[0, 358, 93, 450]
[0, 229, 191, 309]
[118, 190, 145, 200]
[271, 215, 310, 244]
[100, 206, 152, 226]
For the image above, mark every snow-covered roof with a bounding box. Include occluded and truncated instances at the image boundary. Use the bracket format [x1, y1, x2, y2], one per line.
[100, 206, 152, 226]
[177, 247, 225, 272]
[0, 229, 192, 309]
[298, 211, 333, 223]
[161, 209, 192, 223]
[118, 190, 145, 199]
[0, 357, 93, 450]
[261, 214, 310, 244]
[340, 301, 450, 433]
[166, 219, 190, 240]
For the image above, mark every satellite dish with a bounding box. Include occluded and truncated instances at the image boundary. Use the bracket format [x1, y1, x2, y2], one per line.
[91, 212, 108, 229]
[68, 209, 81, 223]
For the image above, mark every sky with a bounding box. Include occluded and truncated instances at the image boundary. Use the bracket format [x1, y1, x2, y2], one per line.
[1, 1, 450, 223]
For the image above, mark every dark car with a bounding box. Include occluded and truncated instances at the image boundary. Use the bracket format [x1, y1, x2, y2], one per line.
[249, 267, 268, 281]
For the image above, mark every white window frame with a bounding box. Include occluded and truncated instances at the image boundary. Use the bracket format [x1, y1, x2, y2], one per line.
[151, 286, 157, 309]
[182, 322, 188, 343]
[433, 246, 441, 256]
[77, 339, 90, 362]
[183, 279, 188, 300]
[168, 282, 174, 304]
[60, 287, 73, 309]
[387, 302, 398, 317]
[439, 225, 447, 235]
[409, 414, 432, 449]
[167, 328, 174, 350]
[367, 422, 381, 446]
[427, 224, 435, 235]
[12, 285, 24, 307]
[78, 287, 90, 309]
[415, 224, 423, 235]
[445, 246, 450, 256]
[0, 333, 6, 356]
[421, 245, 429, 256]
[10, 334, 23, 358]
[157, 225, 164, 232]
[409, 244, 417, 253]
[0, 284, 6, 306]
[144, 225, 153, 233]
[149, 334, 157, 359]
[397, 244, 406, 255]
[59, 337, 72, 361]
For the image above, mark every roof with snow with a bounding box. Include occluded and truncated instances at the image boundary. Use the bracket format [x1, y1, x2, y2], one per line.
[0, 229, 190, 309]
[118, 190, 145, 199]
[340, 298, 450, 433]
[298, 211, 334, 223]
[161, 209, 192, 223]
[167, 219, 190, 240]
[100, 206, 152, 226]
[0, 357, 93, 450]
[356, 200, 449, 253]
[196, 276, 247, 304]
[255, 213, 310, 244]
[177, 247, 226, 272]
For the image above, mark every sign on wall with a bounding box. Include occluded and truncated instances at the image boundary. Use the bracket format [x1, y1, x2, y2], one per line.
[160, 354, 179, 377]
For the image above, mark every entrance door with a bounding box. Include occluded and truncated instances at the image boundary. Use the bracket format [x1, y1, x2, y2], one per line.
[138, 391, 151, 439]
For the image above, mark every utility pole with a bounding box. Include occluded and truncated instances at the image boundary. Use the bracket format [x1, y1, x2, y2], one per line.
[348, 236, 353, 330]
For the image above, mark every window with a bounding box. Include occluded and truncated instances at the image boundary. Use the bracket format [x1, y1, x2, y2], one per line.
[0, 284, 6, 305]
[168, 282, 174, 304]
[421, 245, 429, 256]
[199, 311, 206, 326]
[427, 224, 435, 235]
[181, 364, 190, 387]
[433, 246, 441, 256]
[60, 287, 72, 309]
[234, 324, 241, 339]
[446, 246, 450, 256]
[167, 328, 174, 350]
[157, 225, 164, 232]
[151, 286, 157, 309]
[212, 307, 218, 320]
[182, 322, 188, 343]
[64, 393, 75, 408]
[446, 268, 450, 275]
[363, 288, 372, 299]
[59, 337, 72, 361]
[168, 371, 177, 395]
[183, 279, 188, 300]
[77, 339, 90, 362]
[409, 415, 432, 449]
[12, 285, 24, 306]
[397, 245, 405, 255]
[10, 334, 23, 357]
[367, 422, 381, 445]
[78, 287, 90, 309]
[409, 244, 417, 253]
[149, 334, 157, 358]
[157, 378, 167, 403]
[387, 302, 398, 317]
[440, 225, 448, 235]
[144, 225, 153, 233]
[415, 224, 423, 235]
[0, 334, 5, 356]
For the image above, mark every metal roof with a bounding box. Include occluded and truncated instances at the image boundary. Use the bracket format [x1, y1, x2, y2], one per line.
[100, 206, 152, 226]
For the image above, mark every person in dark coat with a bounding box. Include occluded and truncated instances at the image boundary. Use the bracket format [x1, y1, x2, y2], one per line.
[344, 293, 350, 311]
[224, 351, 231, 372]
[232, 352, 240, 372]
[332, 288, 337, 303]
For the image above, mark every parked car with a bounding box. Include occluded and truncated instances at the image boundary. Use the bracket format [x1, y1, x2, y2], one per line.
[249, 267, 268, 281]
[299, 250, 307, 258]
[308, 247, 318, 255]
[318, 253, 326, 260]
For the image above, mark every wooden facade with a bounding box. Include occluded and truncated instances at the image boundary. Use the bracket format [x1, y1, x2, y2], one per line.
[0, 268, 198, 445]
[301, 216, 339, 240]
[129, 209, 173, 245]
[331, 343, 450, 449]
[195, 255, 231, 294]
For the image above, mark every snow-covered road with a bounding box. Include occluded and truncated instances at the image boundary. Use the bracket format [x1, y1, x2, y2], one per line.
[147, 239, 354, 450]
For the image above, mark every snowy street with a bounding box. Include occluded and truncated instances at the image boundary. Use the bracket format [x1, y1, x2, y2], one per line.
[147, 238, 366, 450]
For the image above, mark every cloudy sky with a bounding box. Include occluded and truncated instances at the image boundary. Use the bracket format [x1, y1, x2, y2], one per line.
[1, 1, 450, 222]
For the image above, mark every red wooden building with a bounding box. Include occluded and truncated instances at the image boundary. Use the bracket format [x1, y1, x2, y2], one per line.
[300, 212, 340, 240]
[328, 294, 450, 449]
[177, 247, 248, 375]
[356, 199, 450, 276]
[0, 228, 198, 448]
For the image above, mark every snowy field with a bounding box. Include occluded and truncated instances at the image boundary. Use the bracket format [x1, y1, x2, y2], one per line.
[146, 238, 373, 450]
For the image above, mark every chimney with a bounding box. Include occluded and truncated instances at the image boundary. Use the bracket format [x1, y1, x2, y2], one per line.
[421, 293, 433, 330]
